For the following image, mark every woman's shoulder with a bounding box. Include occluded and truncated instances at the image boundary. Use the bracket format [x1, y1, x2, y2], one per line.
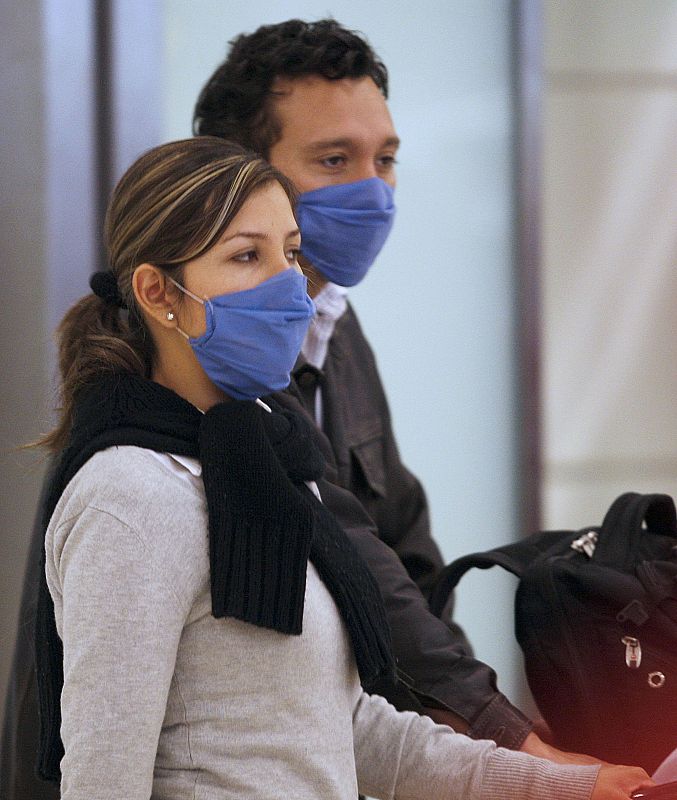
[48, 446, 209, 586]
[61, 445, 202, 509]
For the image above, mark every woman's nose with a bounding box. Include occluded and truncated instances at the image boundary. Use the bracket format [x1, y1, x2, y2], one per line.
[272, 256, 297, 276]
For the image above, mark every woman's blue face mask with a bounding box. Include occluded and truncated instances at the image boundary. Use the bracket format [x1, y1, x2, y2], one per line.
[170, 269, 315, 401]
[295, 177, 396, 287]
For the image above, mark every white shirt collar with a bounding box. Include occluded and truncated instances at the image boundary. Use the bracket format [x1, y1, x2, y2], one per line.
[167, 453, 202, 477]
[312, 282, 348, 321]
[301, 282, 348, 370]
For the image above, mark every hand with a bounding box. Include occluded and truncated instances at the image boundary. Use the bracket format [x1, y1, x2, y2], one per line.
[590, 764, 653, 799]
[520, 731, 605, 766]
[531, 716, 555, 743]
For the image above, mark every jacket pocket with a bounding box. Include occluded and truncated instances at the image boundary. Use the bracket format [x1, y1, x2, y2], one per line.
[350, 436, 386, 498]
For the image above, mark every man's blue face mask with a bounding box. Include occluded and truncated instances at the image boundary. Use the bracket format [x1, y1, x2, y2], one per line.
[295, 177, 396, 287]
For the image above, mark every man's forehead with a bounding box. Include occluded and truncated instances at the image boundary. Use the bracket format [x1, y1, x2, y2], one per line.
[271, 73, 378, 97]
[270, 74, 388, 114]
[270, 75, 397, 145]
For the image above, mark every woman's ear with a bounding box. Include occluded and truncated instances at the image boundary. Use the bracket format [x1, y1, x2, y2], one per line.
[132, 264, 181, 329]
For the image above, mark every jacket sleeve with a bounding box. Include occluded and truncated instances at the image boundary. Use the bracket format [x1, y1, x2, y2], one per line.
[317, 476, 534, 750]
[357, 433, 444, 599]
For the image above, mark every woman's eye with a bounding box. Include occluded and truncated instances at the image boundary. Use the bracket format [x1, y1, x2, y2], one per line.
[286, 248, 301, 263]
[320, 155, 346, 168]
[232, 250, 258, 263]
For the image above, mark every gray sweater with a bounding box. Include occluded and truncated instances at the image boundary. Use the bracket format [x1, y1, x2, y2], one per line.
[45, 446, 599, 800]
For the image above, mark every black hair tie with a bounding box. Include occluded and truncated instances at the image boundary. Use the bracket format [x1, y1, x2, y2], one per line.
[90, 270, 127, 309]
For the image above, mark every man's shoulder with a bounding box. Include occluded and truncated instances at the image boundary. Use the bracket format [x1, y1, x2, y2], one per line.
[333, 301, 374, 357]
[325, 302, 391, 428]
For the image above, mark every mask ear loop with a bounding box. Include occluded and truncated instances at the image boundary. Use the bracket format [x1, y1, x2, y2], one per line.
[167, 274, 274, 412]
[166, 275, 207, 340]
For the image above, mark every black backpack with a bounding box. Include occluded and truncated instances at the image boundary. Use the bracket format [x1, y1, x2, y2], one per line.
[429, 492, 677, 772]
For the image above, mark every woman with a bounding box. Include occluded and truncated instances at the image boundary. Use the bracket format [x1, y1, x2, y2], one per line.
[36, 137, 648, 799]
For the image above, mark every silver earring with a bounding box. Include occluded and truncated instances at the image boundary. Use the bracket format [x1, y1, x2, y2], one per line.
[166, 311, 175, 321]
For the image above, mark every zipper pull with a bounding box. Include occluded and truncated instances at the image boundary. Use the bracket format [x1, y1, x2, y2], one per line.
[570, 530, 599, 558]
[621, 635, 642, 669]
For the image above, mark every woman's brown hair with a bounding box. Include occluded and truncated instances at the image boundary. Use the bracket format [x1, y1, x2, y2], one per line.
[42, 136, 296, 451]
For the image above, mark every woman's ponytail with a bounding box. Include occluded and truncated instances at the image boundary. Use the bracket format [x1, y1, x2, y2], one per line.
[40, 291, 152, 452]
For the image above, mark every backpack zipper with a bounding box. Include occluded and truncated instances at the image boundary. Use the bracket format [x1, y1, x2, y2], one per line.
[570, 530, 598, 558]
[621, 635, 642, 669]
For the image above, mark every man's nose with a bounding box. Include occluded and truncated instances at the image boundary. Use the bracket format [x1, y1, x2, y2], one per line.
[351, 159, 379, 183]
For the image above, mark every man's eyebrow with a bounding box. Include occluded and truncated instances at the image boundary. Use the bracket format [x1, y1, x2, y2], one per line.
[220, 228, 301, 243]
[304, 136, 401, 153]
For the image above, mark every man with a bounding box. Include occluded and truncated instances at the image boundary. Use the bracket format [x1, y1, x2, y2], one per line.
[1, 18, 592, 800]
[192, 19, 581, 755]
[193, 19, 439, 595]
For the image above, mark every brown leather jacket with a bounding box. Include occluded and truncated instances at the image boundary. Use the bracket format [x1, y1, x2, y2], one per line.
[284, 303, 532, 746]
[293, 303, 442, 595]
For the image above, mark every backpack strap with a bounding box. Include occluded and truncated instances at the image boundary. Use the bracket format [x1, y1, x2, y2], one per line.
[593, 492, 677, 570]
[429, 529, 568, 617]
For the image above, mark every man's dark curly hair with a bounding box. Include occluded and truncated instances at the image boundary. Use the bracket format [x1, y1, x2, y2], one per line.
[193, 19, 389, 158]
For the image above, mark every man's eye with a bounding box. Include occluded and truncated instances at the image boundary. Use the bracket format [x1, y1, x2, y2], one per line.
[378, 155, 398, 168]
[232, 250, 257, 263]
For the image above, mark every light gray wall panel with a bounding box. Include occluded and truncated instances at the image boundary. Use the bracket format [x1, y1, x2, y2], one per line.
[0, 0, 98, 726]
[542, 3, 677, 528]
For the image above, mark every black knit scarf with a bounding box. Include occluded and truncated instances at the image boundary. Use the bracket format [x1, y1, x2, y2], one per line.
[35, 374, 394, 781]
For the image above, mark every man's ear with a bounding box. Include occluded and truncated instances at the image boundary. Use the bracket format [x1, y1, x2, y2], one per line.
[132, 264, 181, 329]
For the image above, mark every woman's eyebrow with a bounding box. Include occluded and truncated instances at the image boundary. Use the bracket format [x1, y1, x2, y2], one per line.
[220, 228, 301, 243]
